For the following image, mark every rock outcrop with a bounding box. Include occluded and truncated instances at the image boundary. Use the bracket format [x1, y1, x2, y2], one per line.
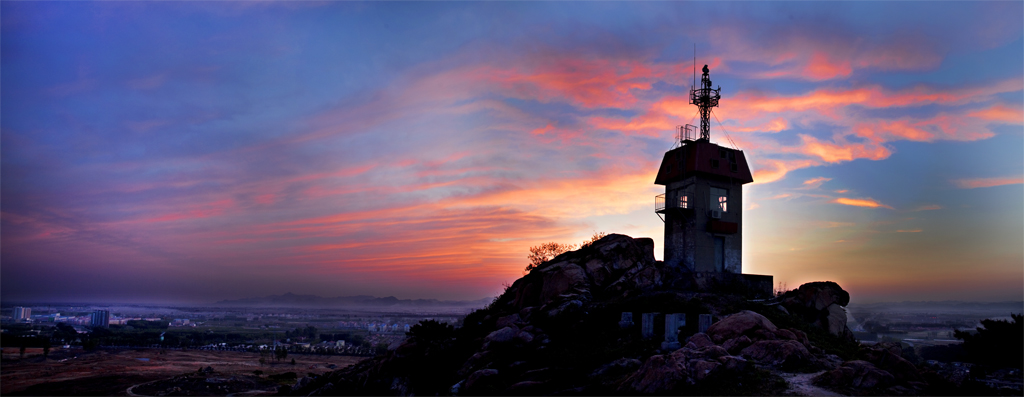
[285, 234, 927, 396]
[502, 234, 658, 315]
[779, 281, 855, 340]
[813, 341, 927, 395]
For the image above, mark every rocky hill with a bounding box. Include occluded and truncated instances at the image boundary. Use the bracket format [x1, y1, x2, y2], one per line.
[281, 234, 981, 396]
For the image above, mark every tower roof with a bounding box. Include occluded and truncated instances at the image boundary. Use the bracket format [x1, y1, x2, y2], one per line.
[654, 140, 754, 185]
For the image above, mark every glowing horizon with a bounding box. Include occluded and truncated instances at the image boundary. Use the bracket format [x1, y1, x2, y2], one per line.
[2, 2, 1021, 305]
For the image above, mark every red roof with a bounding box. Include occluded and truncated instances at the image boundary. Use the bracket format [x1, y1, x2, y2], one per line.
[654, 140, 754, 185]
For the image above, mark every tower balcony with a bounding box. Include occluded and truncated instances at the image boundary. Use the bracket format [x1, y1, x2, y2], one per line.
[655, 194, 694, 215]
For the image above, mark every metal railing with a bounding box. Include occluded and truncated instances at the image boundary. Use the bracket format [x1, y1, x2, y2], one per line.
[676, 124, 698, 143]
[656, 193, 692, 214]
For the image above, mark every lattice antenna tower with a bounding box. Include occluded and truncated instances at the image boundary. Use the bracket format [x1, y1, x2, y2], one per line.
[688, 56, 721, 141]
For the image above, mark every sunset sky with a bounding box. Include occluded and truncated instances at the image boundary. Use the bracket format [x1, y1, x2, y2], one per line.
[2, 2, 1022, 305]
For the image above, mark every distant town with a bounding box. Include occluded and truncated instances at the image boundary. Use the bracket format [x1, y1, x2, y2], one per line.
[2, 302, 468, 357]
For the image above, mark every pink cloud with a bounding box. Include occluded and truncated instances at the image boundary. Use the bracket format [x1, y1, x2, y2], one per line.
[953, 176, 1024, 189]
[968, 104, 1024, 124]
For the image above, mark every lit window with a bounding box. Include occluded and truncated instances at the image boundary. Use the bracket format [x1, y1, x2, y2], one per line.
[678, 195, 688, 209]
[711, 187, 728, 212]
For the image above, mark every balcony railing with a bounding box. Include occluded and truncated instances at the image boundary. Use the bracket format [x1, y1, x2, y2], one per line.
[656, 193, 691, 214]
[655, 194, 666, 213]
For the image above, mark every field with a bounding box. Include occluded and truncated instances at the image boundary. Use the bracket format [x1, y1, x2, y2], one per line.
[1, 347, 365, 396]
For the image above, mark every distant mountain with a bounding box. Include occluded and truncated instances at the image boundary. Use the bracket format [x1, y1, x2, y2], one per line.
[848, 300, 1023, 314]
[213, 292, 492, 310]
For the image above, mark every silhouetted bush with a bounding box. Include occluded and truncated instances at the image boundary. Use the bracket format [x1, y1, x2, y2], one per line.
[954, 313, 1022, 369]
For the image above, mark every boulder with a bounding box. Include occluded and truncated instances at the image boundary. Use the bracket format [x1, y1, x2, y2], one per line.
[774, 328, 797, 341]
[514, 330, 534, 344]
[685, 332, 715, 349]
[507, 381, 546, 393]
[722, 335, 752, 355]
[779, 281, 853, 338]
[814, 360, 895, 390]
[589, 358, 642, 386]
[705, 310, 778, 344]
[485, 326, 518, 344]
[739, 340, 812, 368]
[781, 281, 850, 311]
[463, 369, 500, 394]
[539, 263, 588, 304]
[619, 353, 688, 394]
[508, 234, 656, 311]
[495, 314, 520, 329]
[826, 304, 850, 336]
[717, 355, 748, 372]
[862, 344, 924, 383]
[692, 360, 721, 381]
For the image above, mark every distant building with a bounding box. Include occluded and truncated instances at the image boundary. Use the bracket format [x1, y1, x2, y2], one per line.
[13, 307, 31, 321]
[171, 318, 190, 326]
[91, 310, 110, 328]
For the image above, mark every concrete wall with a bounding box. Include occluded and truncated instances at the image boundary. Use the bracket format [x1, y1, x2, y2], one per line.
[663, 176, 744, 274]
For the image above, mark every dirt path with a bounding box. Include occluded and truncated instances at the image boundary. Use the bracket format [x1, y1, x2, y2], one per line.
[780, 371, 844, 396]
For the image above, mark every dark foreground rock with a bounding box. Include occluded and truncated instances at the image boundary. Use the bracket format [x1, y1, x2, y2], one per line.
[284, 234, 932, 396]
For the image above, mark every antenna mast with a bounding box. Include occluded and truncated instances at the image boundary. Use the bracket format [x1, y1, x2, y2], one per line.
[688, 61, 721, 141]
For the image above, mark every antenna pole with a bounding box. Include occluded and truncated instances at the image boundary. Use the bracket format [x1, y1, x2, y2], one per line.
[689, 62, 721, 141]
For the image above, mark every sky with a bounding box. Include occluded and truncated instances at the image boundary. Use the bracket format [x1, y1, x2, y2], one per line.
[2, 2, 1022, 305]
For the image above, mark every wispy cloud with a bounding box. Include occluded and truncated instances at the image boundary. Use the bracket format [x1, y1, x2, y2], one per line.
[802, 177, 832, 189]
[953, 176, 1024, 189]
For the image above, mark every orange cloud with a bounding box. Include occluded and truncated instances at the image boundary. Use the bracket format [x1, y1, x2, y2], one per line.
[832, 197, 894, 209]
[953, 176, 1024, 189]
[802, 177, 832, 189]
[749, 159, 821, 185]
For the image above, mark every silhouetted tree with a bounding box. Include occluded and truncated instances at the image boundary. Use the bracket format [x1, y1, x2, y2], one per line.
[954, 313, 1023, 369]
[578, 232, 607, 249]
[406, 320, 455, 341]
[525, 242, 576, 272]
[525, 233, 608, 273]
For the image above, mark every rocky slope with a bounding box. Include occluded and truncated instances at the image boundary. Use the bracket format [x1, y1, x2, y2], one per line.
[283, 234, 941, 396]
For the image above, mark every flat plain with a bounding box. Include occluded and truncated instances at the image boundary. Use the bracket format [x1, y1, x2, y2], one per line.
[1, 347, 365, 395]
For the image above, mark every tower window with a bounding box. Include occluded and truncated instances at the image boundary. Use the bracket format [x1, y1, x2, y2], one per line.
[710, 159, 719, 168]
[678, 195, 688, 209]
[711, 187, 728, 212]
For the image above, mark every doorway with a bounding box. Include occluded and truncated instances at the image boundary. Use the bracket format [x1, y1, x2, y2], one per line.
[714, 236, 724, 272]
